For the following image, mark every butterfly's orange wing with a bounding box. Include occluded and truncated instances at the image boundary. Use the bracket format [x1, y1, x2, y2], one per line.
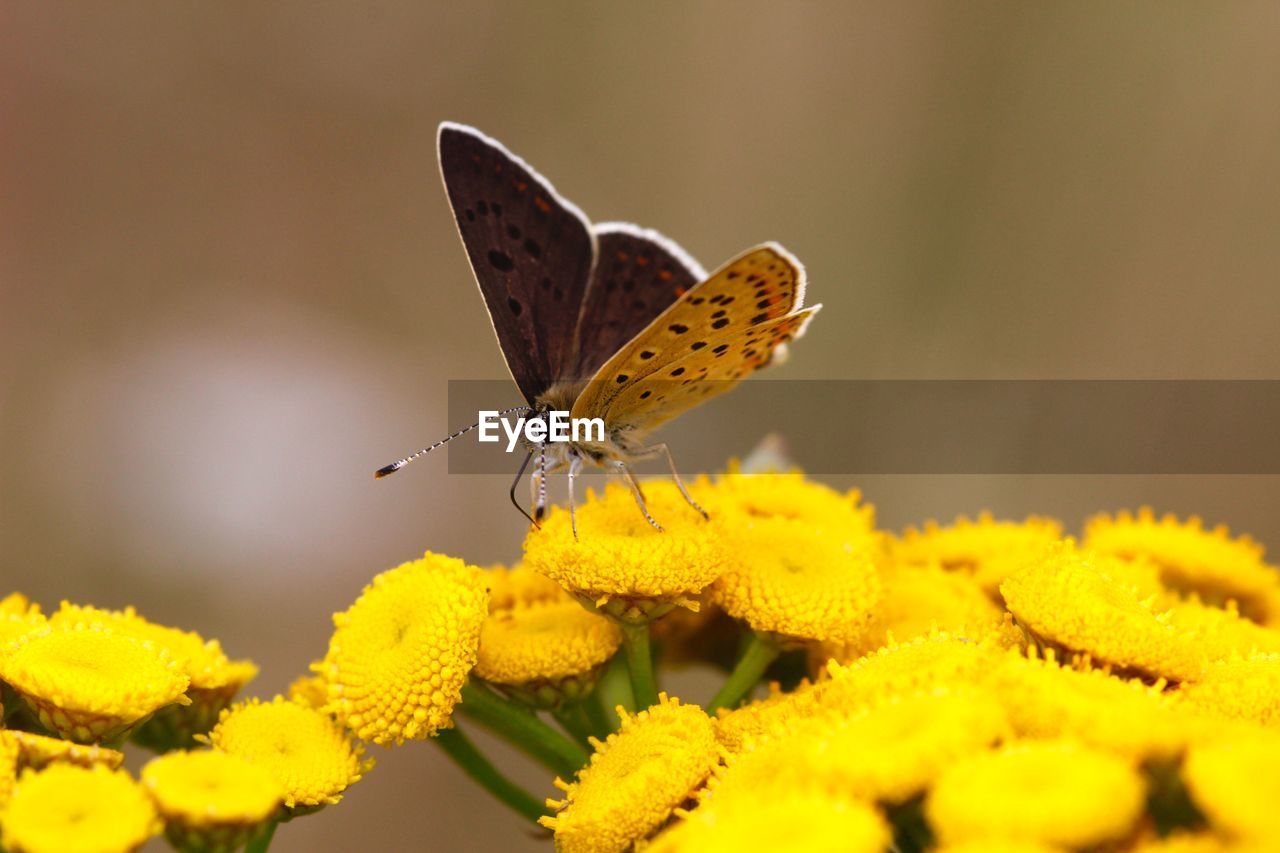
[570, 243, 818, 433]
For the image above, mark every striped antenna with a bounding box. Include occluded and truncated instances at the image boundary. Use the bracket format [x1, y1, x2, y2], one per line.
[374, 405, 530, 478]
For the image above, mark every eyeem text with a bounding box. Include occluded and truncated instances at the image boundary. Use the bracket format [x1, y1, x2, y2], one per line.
[477, 410, 606, 452]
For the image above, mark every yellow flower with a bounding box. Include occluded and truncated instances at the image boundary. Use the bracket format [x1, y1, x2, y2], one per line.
[0, 623, 189, 743]
[523, 482, 729, 623]
[486, 563, 568, 611]
[845, 561, 1009, 656]
[692, 470, 879, 538]
[541, 694, 718, 852]
[927, 740, 1145, 847]
[1001, 540, 1205, 681]
[992, 649, 1190, 761]
[320, 551, 488, 744]
[48, 603, 257, 749]
[649, 787, 888, 853]
[1164, 596, 1280, 662]
[142, 750, 283, 851]
[713, 681, 810, 754]
[713, 688, 1007, 806]
[0, 734, 17, 808]
[0, 764, 159, 853]
[1085, 508, 1280, 622]
[1176, 654, 1280, 726]
[1, 730, 124, 772]
[1182, 730, 1280, 842]
[814, 632, 1004, 710]
[894, 512, 1064, 595]
[287, 671, 329, 711]
[708, 520, 881, 645]
[474, 600, 621, 708]
[203, 696, 370, 809]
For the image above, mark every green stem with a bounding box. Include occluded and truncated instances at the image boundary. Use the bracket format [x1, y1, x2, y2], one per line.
[581, 688, 613, 738]
[434, 727, 548, 824]
[597, 652, 635, 720]
[551, 703, 594, 750]
[706, 633, 780, 714]
[457, 681, 588, 779]
[245, 819, 278, 853]
[619, 622, 660, 710]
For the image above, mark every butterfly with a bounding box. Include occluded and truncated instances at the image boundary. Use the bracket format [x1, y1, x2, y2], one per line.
[376, 122, 820, 535]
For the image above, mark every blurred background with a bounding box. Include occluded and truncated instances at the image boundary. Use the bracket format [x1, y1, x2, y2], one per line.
[3, 2, 1280, 849]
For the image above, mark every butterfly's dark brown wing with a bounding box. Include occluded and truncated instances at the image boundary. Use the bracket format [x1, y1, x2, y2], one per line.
[571, 223, 705, 380]
[438, 123, 596, 402]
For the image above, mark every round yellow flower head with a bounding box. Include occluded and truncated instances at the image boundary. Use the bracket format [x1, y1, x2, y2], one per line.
[1182, 730, 1280, 842]
[48, 603, 257, 750]
[474, 600, 621, 707]
[847, 561, 1007, 657]
[714, 688, 1008, 806]
[49, 603, 255, 692]
[142, 749, 283, 851]
[926, 740, 1146, 847]
[0, 623, 189, 743]
[541, 694, 719, 852]
[993, 649, 1189, 761]
[203, 696, 370, 809]
[1, 730, 124, 772]
[1176, 653, 1280, 726]
[523, 482, 729, 624]
[320, 551, 488, 744]
[486, 563, 568, 611]
[692, 470, 878, 537]
[0, 592, 39, 616]
[1165, 596, 1280, 662]
[713, 681, 813, 754]
[894, 512, 1063, 592]
[1085, 508, 1280, 622]
[814, 632, 1003, 711]
[649, 787, 888, 853]
[1, 764, 159, 853]
[708, 519, 881, 645]
[1001, 540, 1205, 681]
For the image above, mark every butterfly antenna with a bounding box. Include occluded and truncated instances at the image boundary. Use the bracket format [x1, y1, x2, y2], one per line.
[374, 405, 529, 478]
[508, 449, 537, 528]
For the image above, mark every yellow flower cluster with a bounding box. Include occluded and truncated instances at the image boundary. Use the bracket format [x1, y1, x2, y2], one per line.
[8, 465, 1280, 852]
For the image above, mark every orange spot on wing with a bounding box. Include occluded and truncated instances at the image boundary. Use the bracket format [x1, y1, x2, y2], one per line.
[534, 197, 552, 213]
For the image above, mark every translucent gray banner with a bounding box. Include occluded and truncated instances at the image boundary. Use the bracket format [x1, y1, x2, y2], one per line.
[437, 380, 1280, 475]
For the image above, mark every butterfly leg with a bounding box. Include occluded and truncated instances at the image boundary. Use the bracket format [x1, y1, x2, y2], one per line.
[509, 449, 538, 528]
[567, 451, 583, 540]
[530, 442, 550, 524]
[616, 461, 664, 532]
[640, 442, 709, 521]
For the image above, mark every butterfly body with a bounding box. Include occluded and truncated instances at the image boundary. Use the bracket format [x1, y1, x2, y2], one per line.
[377, 122, 820, 532]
